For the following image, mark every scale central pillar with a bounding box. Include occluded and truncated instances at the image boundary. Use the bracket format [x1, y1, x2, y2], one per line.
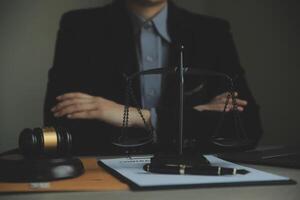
[150, 45, 211, 167]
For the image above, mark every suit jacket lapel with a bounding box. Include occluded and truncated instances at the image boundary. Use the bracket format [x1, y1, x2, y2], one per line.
[109, 1, 141, 104]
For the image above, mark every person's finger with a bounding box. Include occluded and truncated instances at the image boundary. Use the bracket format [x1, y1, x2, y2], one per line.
[52, 98, 93, 112]
[215, 92, 238, 100]
[54, 103, 97, 117]
[67, 110, 97, 119]
[210, 103, 245, 112]
[196, 102, 232, 112]
[194, 95, 245, 112]
[237, 106, 244, 112]
[220, 98, 247, 106]
[235, 99, 247, 106]
[225, 104, 234, 112]
[210, 104, 228, 112]
[227, 106, 244, 112]
[215, 92, 229, 100]
[56, 92, 91, 101]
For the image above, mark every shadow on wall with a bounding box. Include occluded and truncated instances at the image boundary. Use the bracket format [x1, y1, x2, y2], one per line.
[203, 0, 300, 146]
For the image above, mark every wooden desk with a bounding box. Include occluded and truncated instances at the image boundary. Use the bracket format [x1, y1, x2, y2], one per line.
[0, 159, 299, 200]
[0, 157, 129, 193]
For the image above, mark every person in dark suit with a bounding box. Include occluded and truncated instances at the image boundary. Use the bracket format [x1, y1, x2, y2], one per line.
[44, 0, 263, 155]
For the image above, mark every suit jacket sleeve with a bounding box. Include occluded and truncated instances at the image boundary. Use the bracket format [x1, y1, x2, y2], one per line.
[44, 12, 152, 154]
[44, 13, 78, 126]
[44, 13, 118, 154]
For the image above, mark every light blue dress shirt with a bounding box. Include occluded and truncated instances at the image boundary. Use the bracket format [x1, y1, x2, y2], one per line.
[130, 5, 171, 129]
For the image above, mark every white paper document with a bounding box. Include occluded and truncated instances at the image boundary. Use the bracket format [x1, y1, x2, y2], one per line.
[98, 155, 292, 189]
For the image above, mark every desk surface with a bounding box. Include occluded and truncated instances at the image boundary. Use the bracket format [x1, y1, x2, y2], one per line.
[0, 161, 299, 200]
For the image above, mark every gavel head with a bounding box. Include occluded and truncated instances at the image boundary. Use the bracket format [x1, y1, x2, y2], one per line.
[19, 127, 72, 157]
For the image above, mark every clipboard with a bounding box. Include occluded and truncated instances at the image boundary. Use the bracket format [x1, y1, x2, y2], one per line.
[97, 155, 296, 190]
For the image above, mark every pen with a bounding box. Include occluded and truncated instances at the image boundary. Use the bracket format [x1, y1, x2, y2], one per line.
[143, 164, 249, 176]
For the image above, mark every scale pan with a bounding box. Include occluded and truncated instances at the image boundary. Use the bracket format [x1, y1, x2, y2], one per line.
[112, 136, 153, 148]
[212, 137, 255, 150]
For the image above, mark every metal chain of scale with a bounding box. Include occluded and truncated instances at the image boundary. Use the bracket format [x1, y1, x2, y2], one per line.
[120, 76, 154, 144]
[118, 72, 249, 148]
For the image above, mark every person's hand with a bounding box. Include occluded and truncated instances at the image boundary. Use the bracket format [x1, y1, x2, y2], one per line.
[51, 92, 150, 128]
[193, 92, 247, 112]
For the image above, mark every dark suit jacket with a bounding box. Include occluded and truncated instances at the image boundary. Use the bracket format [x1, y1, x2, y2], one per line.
[44, 0, 263, 155]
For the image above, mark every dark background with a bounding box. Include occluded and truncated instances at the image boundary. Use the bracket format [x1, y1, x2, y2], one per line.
[0, 0, 299, 152]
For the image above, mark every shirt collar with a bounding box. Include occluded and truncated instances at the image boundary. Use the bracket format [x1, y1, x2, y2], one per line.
[153, 4, 171, 43]
[130, 4, 171, 43]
